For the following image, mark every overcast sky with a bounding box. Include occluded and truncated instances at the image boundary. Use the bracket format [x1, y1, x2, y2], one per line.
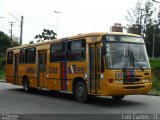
[0, 0, 141, 44]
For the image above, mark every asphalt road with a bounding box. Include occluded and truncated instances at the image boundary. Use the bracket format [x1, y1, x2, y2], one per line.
[0, 82, 160, 120]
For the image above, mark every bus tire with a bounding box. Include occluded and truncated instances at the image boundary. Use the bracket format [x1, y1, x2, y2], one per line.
[74, 81, 88, 103]
[112, 95, 125, 101]
[23, 78, 30, 92]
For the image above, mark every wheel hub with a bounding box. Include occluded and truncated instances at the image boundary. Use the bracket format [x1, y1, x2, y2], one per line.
[78, 87, 84, 97]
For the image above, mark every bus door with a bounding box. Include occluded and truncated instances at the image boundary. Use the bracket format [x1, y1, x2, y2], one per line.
[89, 43, 102, 94]
[38, 51, 47, 88]
[14, 54, 18, 84]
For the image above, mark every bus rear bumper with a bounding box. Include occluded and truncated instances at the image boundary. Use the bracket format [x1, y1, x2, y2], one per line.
[102, 83, 152, 96]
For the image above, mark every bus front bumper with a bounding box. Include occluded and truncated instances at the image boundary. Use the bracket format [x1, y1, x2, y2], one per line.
[102, 83, 152, 96]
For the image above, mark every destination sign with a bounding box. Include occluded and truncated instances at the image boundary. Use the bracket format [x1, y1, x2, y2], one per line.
[105, 35, 144, 43]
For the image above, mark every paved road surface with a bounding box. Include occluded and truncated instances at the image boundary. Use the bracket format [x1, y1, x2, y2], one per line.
[0, 82, 160, 120]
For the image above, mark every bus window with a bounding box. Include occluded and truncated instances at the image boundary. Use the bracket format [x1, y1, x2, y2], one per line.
[50, 43, 66, 62]
[19, 49, 25, 64]
[20, 48, 36, 64]
[25, 49, 28, 63]
[7, 51, 13, 64]
[67, 40, 86, 61]
[28, 48, 36, 63]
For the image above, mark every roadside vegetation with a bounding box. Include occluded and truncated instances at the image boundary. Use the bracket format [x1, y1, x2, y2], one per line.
[0, 31, 19, 79]
[0, 56, 5, 80]
[150, 58, 160, 95]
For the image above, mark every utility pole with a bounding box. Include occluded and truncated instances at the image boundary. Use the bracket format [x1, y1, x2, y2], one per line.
[9, 13, 24, 45]
[54, 11, 61, 38]
[9, 21, 16, 39]
[20, 16, 24, 45]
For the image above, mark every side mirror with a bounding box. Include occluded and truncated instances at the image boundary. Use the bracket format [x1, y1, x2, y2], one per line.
[101, 46, 106, 55]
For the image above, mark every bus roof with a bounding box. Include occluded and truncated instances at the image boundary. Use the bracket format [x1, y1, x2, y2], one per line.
[7, 32, 141, 51]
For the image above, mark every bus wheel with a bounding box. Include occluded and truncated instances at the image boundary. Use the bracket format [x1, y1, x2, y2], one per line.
[75, 81, 88, 103]
[112, 95, 125, 101]
[23, 78, 30, 92]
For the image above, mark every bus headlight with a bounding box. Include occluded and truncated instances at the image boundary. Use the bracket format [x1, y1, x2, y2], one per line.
[143, 78, 149, 83]
[115, 79, 123, 83]
[120, 80, 123, 83]
[145, 78, 149, 82]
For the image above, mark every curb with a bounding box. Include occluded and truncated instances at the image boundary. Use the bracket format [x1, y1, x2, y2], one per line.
[148, 94, 160, 96]
[147, 92, 160, 96]
[147, 94, 160, 96]
[0, 80, 5, 82]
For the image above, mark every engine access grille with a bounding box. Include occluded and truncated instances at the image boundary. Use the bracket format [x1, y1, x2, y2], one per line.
[123, 77, 141, 85]
[122, 69, 142, 85]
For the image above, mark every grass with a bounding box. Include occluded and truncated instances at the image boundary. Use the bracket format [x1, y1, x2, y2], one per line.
[150, 58, 160, 70]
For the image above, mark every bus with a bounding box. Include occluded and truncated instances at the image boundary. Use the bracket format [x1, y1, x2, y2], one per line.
[6, 32, 152, 102]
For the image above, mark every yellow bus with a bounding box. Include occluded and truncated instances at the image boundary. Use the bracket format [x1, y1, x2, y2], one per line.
[6, 32, 152, 102]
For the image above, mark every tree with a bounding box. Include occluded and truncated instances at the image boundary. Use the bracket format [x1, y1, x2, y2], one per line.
[0, 31, 14, 54]
[126, 0, 154, 36]
[0, 31, 19, 71]
[35, 29, 57, 42]
[126, 0, 160, 57]
[126, 0, 143, 35]
[29, 40, 34, 44]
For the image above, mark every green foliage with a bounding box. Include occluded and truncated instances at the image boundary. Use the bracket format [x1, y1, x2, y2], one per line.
[149, 58, 160, 93]
[0, 60, 5, 79]
[152, 77, 160, 91]
[0, 71, 5, 79]
[29, 40, 34, 44]
[150, 58, 160, 70]
[0, 31, 13, 53]
[0, 31, 19, 79]
[35, 29, 57, 42]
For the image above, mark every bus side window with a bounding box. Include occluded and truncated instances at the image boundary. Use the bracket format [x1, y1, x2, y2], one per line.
[19, 49, 25, 64]
[50, 43, 66, 62]
[7, 51, 13, 64]
[28, 48, 36, 64]
[67, 39, 86, 61]
[25, 49, 28, 63]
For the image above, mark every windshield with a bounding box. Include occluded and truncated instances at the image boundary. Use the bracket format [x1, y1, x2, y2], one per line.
[105, 43, 150, 69]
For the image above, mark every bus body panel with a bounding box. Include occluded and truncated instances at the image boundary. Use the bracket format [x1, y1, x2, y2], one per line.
[6, 65, 14, 84]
